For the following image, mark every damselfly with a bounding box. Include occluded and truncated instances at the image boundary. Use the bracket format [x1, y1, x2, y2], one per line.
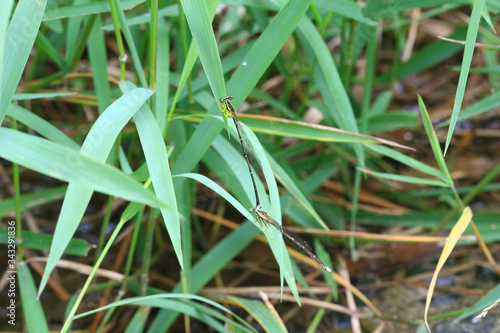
[219, 96, 331, 273]
[219, 95, 261, 208]
[250, 205, 332, 273]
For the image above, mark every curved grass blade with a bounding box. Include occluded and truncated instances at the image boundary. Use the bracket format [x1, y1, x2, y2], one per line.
[121, 81, 183, 269]
[73, 293, 249, 330]
[455, 283, 500, 322]
[424, 207, 472, 332]
[267, 154, 328, 230]
[7, 103, 80, 149]
[37, 87, 157, 295]
[0, 128, 162, 207]
[366, 144, 447, 182]
[228, 296, 287, 333]
[240, 114, 412, 149]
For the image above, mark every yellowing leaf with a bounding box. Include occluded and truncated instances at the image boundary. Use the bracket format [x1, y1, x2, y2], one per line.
[424, 207, 473, 332]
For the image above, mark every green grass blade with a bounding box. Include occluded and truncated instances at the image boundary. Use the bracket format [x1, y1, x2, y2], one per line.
[37, 88, 158, 295]
[240, 114, 411, 149]
[418, 96, 454, 186]
[296, 16, 364, 167]
[18, 263, 49, 333]
[0, 230, 91, 256]
[121, 81, 183, 269]
[176, 173, 255, 222]
[35, 33, 65, 69]
[88, 16, 112, 113]
[210, 133, 301, 303]
[436, 90, 500, 128]
[230, 297, 287, 333]
[443, 0, 485, 154]
[0, 0, 15, 115]
[64, 0, 84, 73]
[172, 0, 312, 180]
[12, 92, 75, 100]
[377, 25, 467, 83]
[314, 0, 376, 26]
[180, 0, 225, 99]
[114, 0, 147, 87]
[366, 144, 447, 182]
[0, 0, 47, 121]
[147, 223, 259, 331]
[360, 168, 449, 187]
[7, 103, 80, 149]
[43, 0, 144, 21]
[267, 154, 328, 230]
[223, 0, 312, 104]
[155, 18, 169, 133]
[0, 185, 67, 216]
[74, 293, 243, 328]
[455, 282, 500, 321]
[125, 307, 151, 333]
[0, 128, 162, 207]
[364, 112, 419, 133]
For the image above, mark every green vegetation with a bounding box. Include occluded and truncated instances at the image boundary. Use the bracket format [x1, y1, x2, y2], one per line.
[1, 0, 499, 332]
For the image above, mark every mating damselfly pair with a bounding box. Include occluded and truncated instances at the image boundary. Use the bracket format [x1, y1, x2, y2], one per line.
[219, 96, 332, 273]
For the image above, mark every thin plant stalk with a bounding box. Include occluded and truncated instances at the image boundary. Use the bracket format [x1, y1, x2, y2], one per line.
[60, 218, 127, 333]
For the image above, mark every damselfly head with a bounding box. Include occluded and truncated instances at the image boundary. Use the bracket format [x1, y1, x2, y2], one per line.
[220, 95, 233, 103]
[249, 204, 262, 213]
